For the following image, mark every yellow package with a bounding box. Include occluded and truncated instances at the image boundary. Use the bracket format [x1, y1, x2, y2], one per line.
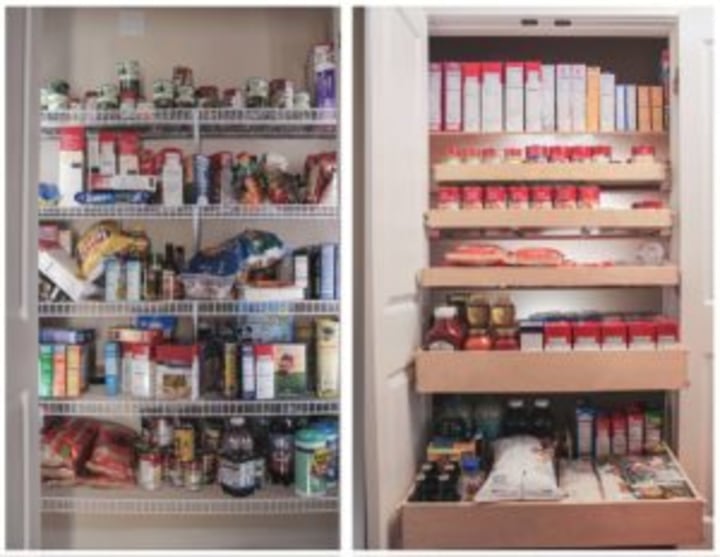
[76, 220, 132, 280]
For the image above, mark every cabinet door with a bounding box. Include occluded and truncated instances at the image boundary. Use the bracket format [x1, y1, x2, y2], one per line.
[364, 7, 429, 550]
[5, 7, 42, 549]
[676, 7, 714, 513]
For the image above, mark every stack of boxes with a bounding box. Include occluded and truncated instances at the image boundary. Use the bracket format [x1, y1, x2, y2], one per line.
[39, 328, 95, 398]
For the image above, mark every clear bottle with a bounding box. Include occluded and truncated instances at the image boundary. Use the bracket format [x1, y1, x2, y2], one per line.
[218, 417, 256, 498]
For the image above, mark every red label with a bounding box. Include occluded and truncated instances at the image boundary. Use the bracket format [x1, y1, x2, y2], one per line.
[60, 127, 86, 151]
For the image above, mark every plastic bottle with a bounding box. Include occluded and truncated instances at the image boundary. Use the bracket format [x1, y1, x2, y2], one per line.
[218, 417, 256, 497]
[424, 306, 465, 350]
[268, 417, 295, 486]
[240, 327, 256, 400]
[458, 455, 484, 501]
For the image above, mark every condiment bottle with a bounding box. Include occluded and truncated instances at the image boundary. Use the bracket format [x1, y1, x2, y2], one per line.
[490, 295, 516, 328]
[458, 456, 484, 501]
[424, 306, 465, 351]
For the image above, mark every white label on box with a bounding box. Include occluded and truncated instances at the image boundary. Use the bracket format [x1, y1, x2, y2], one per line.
[541, 64, 555, 131]
[556, 64, 572, 132]
[570, 64, 586, 132]
[625, 85, 637, 131]
[525, 65, 542, 132]
[615, 85, 626, 131]
[463, 73, 481, 132]
[504, 63, 524, 132]
[600, 73, 615, 132]
[108, 174, 158, 192]
[444, 63, 462, 132]
[429, 63, 442, 131]
[482, 67, 503, 132]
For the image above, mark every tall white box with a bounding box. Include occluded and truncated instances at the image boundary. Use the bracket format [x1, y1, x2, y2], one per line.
[615, 85, 626, 131]
[570, 64, 587, 132]
[58, 127, 85, 207]
[429, 62, 442, 131]
[556, 64, 572, 132]
[600, 73, 616, 132]
[504, 62, 524, 131]
[462, 63, 481, 132]
[524, 61, 542, 132]
[481, 62, 503, 132]
[443, 62, 463, 132]
[625, 84, 638, 131]
[541, 64, 555, 131]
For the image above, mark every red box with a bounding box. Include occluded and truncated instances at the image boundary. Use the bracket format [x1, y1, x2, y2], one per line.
[601, 320, 628, 348]
[544, 321, 572, 349]
[443, 62, 463, 132]
[573, 321, 601, 347]
[156, 343, 198, 365]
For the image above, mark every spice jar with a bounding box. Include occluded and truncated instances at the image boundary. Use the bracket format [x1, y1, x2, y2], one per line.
[655, 317, 679, 348]
[462, 186, 484, 209]
[246, 78, 269, 108]
[591, 145, 612, 163]
[554, 185, 578, 209]
[490, 296, 516, 328]
[631, 145, 656, 163]
[504, 147, 524, 164]
[481, 147, 502, 164]
[548, 146, 570, 163]
[508, 185, 530, 209]
[570, 146, 592, 163]
[464, 146, 481, 165]
[601, 320, 628, 350]
[424, 306, 465, 351]
[484, 186, 507, 209]
[437, 186, 461, 210]
[577, 185, 601, 209]
[525, 145, 547, 163]
[544, 321, 572, 351]
[573, 321, 602, 351]
[464, 329, 493, 351]
[445, 146, 463, 165]
[531, 186, 554, 209]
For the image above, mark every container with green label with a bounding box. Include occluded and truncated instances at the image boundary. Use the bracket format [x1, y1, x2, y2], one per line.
[294, 429, 328, 497]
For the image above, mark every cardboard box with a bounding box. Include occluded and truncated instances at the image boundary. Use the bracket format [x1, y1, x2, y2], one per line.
[541, 64, 556, 131]
[39, 345, 54, 398]
[556, 64, 573, 132]
[66, 344, 82, 397]
[637, 86, 651, 132]
[462, 63, 481, 132]
[117, 131, 140, 175]
[429, 63, 443, 131]
[58, 127, 85, 207]
[625, 85, 638, 131]
[570, 64, 587, 132]
[38, 248, 96, 301]
[481, 62, 503, 132]
[524, 61, 542, 132]
[52, 344, 66, 397]
[504, 61, 524, 131]
[585, 66, 601, 132]
[99, 131, 116, 176]
[650, 86, 664, 131]
[615, 85, 627, 131]
[443, 62, 463, 132]
[600, 73, 616, 132]
[273, 343, 307, 397]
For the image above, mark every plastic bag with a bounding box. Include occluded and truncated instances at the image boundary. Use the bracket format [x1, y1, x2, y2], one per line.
[475, 435, 563, 501]
[85, 422, 137, 482]
[41, 417, 99, 471]
[75, 220, 133, 280]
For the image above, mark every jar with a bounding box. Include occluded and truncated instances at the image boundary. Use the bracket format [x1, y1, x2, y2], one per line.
[493, 327, 519, 350]
[196, 85, 220, 108]
[481, 148, 502, 164]
[490, 296, 515, 328]
[631, 145, 656, 163]
[245, 77, 269, 108]
[155, 418, 174, 449]
[139, 448, 162, 491]
[445, 146, 463, 165]
[531, 186, 554, 209]
[424, 306, 465, 351]
[475, 399, 504, 441]
[152, 79, 175, 108]
[554, 185, 577, 209]
[295, 429, 329, 497]
[627, 321, 657, 350]
[462, 186, 484, 209]
[591, 145, 612, 163]
[507, 185, 530, 209]
[519, 320, 544, 352]
[293, 91, 311, 110]
[503, 147, 524, 164]
[269, 79, 294, 109]
[458, 456, 485, 501]
[577, 185, 601, 209]
[548, 146, 570, 163]
[484, 185, 507, 209]
[601, 320, 628, 351]
[185, 459, 203, 491]
[464, 147, 481, 165]
[544, 321, 572, 351]
[525, 145, 547, 163]
[464, 329, 493, 351]
[466, 294, 490, 328]
[437, 186, 461, 210]
[168, 456, 185, 487]
[504, 399, 528, 436]
[570, 146, 592, 163]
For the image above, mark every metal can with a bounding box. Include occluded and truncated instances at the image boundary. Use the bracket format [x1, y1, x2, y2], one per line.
[201, 421, 223, 452]
[201, 450, 218, 484]
[223, 342, 238, 399]
[174, 424, 195, 463]
[185, 460, 203, 491]
[169, 456, 185, 487]
[245, 78, 269, 108]
[161, 448, 174, 483]
[139, 449, 162, 491]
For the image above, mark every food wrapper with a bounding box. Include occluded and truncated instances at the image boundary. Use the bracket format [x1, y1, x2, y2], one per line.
[75, 221, 133, 280]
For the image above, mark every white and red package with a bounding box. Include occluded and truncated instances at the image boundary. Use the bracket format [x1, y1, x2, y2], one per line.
[437, 186, 461, 210]
[481, 62, 503, 132]
[578, 185, 601, 209]
[548, 145, 570, 163]
[531, 186, 553, 209]
[573, 321, 601, 351]
[655, 317, 679, 348]
[627, 320, 657, 350]
[85, 421, 137, 482]
[59, 126, 86, 207]
[445, 244, 507, 266]
[554, 185, 577, 209]
[504, 61, 524, 132]
[544, 321, 572, 351]
[117, 131, 140, 175]
[462, 186, 484, 209]
[524, 61, 543, 132]
[429, 62, 443, 131]
[508, 185, 530, 209]
[511, 247, 565, 266]
[462, 63, 481, 132]
[443, 62, 463, 132]
[601, 320, 628, 350]
[484, 185, 507, 209]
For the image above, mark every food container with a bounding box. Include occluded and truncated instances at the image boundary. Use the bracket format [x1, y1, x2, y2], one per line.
[176, 85, 196, 108]
[172, 66, 194, 87]
[293, 91, 311, 110]
[632, 199, 665, 209]
[591, 145, 612, 163]
[554, 185, 577, 209]
[481, 148, 502, 164]
[445, 146, 463, 165]
[493, 327, 519, 350]
[572, 321, 602, 351]
[185, 459, 203, 491]
[530, 186, 553, 209]
[139, 448, 162, 491]
[525, 145, 547, 163]
[464, 329, 493, 351]
[174, 424, 195, 463]
[595, 412, 611, 459]
[180, 273, 235, 300]
[437, 186, 461, 210]
[466, 294, 490, 328]
[611, 411, 628, 456]
[295, 429, 329, 497]
[196, 85, 220, 108]
[490, 296, 515, 328]
[464, 147, 481, 165]
[246, 78, 269, 108]
[655, 317, 679, 348]
[627, 320, 657, 350]
[507, 185, 530, 209]
[631, 145, 656, 163]
[601, 320, 628, 350]
[627, 405, 644, 455]
[503, 147, 524, 164]
[484, 186, 507, 209]
[544, 321, 572, 351]
[462, 186, 484, 209]
[577, 185, 601, 209]
[569, 146, 592, 163]
[152, 80, 175, 108]
[548, 146, 569, 163]
[520, 320, 544, 352]
[269, 79, 294, 109]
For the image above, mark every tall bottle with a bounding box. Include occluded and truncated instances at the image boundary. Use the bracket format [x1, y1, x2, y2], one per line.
[268, 417, 295, 485]
[162, 243, 176, 300]
[218, 417, 256, 497]
[240, 327, 256, 400]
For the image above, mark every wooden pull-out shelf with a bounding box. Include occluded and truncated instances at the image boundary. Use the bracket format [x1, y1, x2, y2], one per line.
[420, 266, 679, 288]
[433, 162, 667, 184]
[425, 208, 673, 230]
[414, 348, 688, 393]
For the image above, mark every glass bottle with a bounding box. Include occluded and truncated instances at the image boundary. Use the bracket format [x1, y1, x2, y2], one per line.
[217, 417, 256, 497]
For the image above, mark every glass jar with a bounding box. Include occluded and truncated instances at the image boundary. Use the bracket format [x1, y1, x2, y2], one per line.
[475, 398, 504, 441]
[458, 455, 485, 501]
[494, 327, 519, 350]
[525, 145, 547, 163]
[508, 185, 530, 209]
[548, 146, 570, 164]
[424, 306, 465, 351]
[631, 145, 656, 163]
[490, 296, 516, 328]
[591, 145, 612, 163]
[531, 185, 554, 209]
[466, 294, 490, 329]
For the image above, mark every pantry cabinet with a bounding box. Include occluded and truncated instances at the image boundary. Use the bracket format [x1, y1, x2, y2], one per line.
[363, 6, 713, 549]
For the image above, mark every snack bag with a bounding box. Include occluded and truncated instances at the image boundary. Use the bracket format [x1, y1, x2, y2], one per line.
[75, 221, 133, 281]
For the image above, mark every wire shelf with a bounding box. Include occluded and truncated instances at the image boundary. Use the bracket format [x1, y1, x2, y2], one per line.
[39, 388, 340, 417]
[38, 300, 339, 318]
[42, 484, 338, 515]
[38, 204, 339, 221]
[40, 108, 337, 138]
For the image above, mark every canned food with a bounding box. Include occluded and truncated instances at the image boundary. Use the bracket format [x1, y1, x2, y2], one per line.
[531, 186, 554, 209]
[578, 185, 601, 209]
[174, 424, 195, 463]
[484, 186, 507, 209]
[293, 91, 311, 110]
[246, 78, 269, 108]
[139, 449, 162, 491]
[508, 185, 530, 209]
[555, 185, 578, 209]
[270, 79, 294, 109]
[437, 186, 461, 210]
[462, 186, 484, 209]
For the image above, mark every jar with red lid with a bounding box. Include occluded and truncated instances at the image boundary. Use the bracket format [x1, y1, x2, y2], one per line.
[631, 145, 656, 163]
[627, 320, 657, 350]
[424, 306, 465, 351]
[548, 146, 569, 164]
[462, 186, 484, 209]
[525, 145, 547, 163]
[530, 186, 553, 209]
[503, 147, 524, 164]
[591, 145, 612, 163]
[572, 321, 601, 351]
[484, 185, 507, 209]
[465, 146, 481, 165]
[569, 146, 592, 163]
[437, 186, 461, 210]
[601, 321, 628, 350]
[481, 147, 502, 164]
[655, 317, 679, 348]
[493, 327, 519, 351]
[577, 185, 601, 209]
[445, 146, 463, 165]
[507, 185, 530, 209]
[554, 185, 577, 209]
[544, 321, 572, 351]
